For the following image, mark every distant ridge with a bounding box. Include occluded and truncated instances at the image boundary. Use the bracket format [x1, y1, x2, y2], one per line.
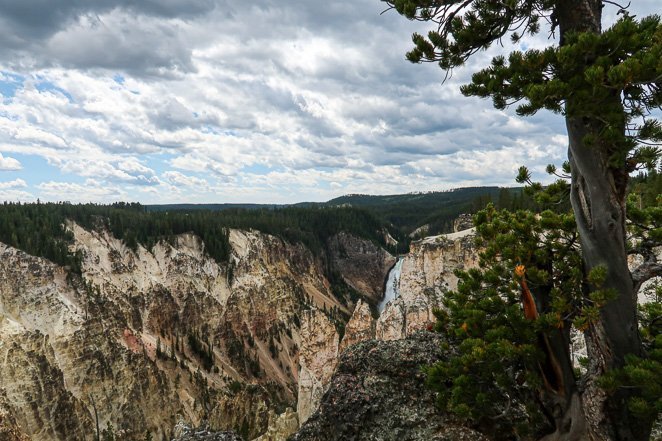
[145, 203, 283, 211]
[146, 186, 521, 237]
[324, 186, 517, 236]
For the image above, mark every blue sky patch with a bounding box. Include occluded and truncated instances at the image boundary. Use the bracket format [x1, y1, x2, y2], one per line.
[0, 71, 25, 99]
[242, 164, 273, 175]
[35, 81, 73, 102]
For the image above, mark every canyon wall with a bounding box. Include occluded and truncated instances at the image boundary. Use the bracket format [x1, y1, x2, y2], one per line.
[0, 217, 486, 440]
[0, 225, 391, 441]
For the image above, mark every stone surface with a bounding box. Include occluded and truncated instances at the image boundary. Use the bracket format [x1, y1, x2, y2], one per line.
[453, 214, 474, 233]
[253, 408, 299, 441]
[291, 332, 489, 441]
[171, 421, 243, 441]
[0, 392, 30, 441]
[296, 311, 339, 425]
[339, 300, 375, 353]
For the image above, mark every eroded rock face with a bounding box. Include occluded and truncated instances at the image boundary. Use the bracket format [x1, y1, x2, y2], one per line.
[291, 332, 489, 441]
[296, 312, 339, 425]
[0, 223, 389, 441]
[171, 421, 243, 441]
[253, 408, 299, 441]
[1, 219, 482, 440]
[0, 392, 30, 441]
[453, 214, 474, 233]
[328, 233, 396, 303]
[338, 300, 375, 353]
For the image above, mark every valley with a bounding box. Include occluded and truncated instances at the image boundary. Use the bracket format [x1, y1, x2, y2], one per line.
[0, 204, 480, 440]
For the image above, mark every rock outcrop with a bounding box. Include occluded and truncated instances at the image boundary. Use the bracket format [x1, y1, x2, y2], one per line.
[296, 312, 339, 425]
[171, 421, 243, 441]
[338, 300, 375, 353]
[0, 392, 30, 441]
[253, 408, 299, 441]
[453, 214, 474, 233]
[291, 332, 488, 441]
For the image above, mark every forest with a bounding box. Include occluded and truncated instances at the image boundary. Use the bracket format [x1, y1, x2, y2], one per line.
[0, 201, 395, 274]
[0, 186, 549, 277]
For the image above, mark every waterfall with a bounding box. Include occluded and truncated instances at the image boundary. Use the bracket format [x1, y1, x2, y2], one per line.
[377, 258, 403, 313]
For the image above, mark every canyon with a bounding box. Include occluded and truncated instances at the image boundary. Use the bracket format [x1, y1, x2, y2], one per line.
[0, 217, 480, 440]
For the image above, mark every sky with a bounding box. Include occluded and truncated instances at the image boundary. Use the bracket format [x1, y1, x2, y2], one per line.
[0, 1, 658, 204]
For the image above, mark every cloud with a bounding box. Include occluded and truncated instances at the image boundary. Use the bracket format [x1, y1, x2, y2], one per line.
[0, 0, 658, 204]
[163, 170, 208, 188]
[0, 178, 27, 189]
[56, 158, 160, 186]
[0, 153, 22, 170]
[37, 179, 126, 203]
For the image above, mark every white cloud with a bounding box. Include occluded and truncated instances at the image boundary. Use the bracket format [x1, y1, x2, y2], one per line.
[0, 178, 27, 189]
[163, 170, 208, 188]
[0, 0, 658, 203]
[37, 180, 126, 203]
[0, 189, 34, 202]
[0, 153, 22, 171]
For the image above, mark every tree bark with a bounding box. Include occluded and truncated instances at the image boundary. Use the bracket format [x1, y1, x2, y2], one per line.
[567, 117, 649, 441]
[555, 1, 650, 440]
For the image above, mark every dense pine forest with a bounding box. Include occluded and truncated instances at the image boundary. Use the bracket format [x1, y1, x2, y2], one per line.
[147, 187, 536, 238]
[0, 202, 396, 274]
[326, 186, 539, 236]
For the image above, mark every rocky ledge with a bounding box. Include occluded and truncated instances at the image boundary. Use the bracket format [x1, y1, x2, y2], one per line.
[290, 332, 488, 441]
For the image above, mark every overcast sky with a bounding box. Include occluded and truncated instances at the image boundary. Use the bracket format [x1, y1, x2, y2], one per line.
[0, 1, 658, 204]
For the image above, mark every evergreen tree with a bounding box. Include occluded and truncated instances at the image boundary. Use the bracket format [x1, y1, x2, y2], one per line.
[101, 423, 115, 441]
[387, 1, 661, 438]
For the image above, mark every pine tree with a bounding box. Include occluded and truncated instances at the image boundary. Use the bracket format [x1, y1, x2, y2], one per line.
[387, 1, 661, 438]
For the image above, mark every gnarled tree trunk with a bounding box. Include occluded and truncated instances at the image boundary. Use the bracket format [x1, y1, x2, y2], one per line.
[555, 1, 649, 440]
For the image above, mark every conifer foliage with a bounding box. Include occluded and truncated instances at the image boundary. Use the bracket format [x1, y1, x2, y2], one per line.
[387, 0, 661, 438]
[428, 203, 583, 439]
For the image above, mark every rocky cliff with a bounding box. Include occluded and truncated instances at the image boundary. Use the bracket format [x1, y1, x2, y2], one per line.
[291, 332, 488, 441]
[0, 225, 392, 441]
[291, 227, 481, 427]
[376, 228, 478, 341]
[327, 232, 396, 303]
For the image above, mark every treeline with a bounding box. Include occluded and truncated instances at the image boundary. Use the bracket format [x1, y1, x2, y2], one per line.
[0, 201, 84, 273]
[325, 186, 543, 237]
[0, 201, 395, 274]
[327, 187, 503, 235]
[630, 169, 662, 208]
[419, 187, 542, 236]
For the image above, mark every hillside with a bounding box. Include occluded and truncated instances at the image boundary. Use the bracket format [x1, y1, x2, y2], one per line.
[325, 187, 526, 236]
[0, 203, 397, 273]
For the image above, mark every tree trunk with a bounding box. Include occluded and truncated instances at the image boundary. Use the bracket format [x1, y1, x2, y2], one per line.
[555, 1, 650, 440]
